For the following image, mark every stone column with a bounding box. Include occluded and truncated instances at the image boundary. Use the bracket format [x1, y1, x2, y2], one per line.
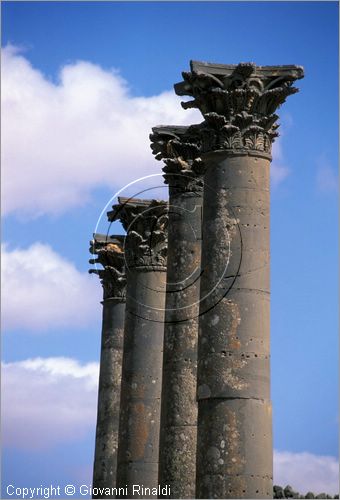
[90, 234, 126, 498]
[150, 126, 203, 498]
[175, 61, 304, 499]
[108, 197, 168, 498]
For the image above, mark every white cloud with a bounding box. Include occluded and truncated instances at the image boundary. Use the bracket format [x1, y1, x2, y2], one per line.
[1, 357, 99, 450]
[316, 158, 338, 194]
[274, 450, 339, 495]
[2, 46, 294, 219]
[1, 242, 102, 332]
[1, 45, 200, 218]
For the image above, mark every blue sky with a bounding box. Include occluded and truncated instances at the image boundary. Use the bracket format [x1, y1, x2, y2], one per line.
[1, 1, 339, 497]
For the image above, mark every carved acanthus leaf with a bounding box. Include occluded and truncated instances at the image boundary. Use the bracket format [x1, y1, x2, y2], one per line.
[150, 126, 205, 193]
[108, 198, 168, 269]
[89, 234, 126, 300]
[174, 61, 304, 155]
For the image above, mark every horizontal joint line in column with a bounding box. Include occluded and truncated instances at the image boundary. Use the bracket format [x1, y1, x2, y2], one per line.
[121, 397, 161, 401]
[198, 397, 270, 402]
[119, 460, 159, 465]
[218, 187, 270, 193]
[162, 424, 197, 429]
[229, 287, 270, 294]
[197, 473, 273, 479]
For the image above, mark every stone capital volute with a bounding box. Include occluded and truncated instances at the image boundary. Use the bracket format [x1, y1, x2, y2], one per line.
[174, 61, 304, 156]
[150, 125, 205, 195]
[89, 234, 126, 301]
[107, 197, 168, 271]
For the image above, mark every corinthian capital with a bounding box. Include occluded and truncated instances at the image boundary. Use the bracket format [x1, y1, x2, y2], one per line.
[89, 234, 126, 301]
[174, 61, 304, 156]
[150, 125, 205, 195]
[107, 197, 168, 270]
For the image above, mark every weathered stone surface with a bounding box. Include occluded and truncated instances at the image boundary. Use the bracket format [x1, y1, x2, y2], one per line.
[150, 125, 204, 196]
[159, 425, 197, 498]
[90, 235, 126, 498]
[108, 197, 168, 270]
[160, 366, 197, 426]
[196, 398, 272, 475]
[89, 234, 126, 301]
[92, 300, 125, 499]
[198, 473, 272, 499]
[116, 462, 159, 499]
[175, 61, 304, 156]
[113, 198, 168, 498]
[174, 61, 304, 499]
[151, 126, 203, 497]
[195, 149, 272, 499]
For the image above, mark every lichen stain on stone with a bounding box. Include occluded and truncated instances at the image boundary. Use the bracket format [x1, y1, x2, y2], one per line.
[229, 337, 241, 350]
[132, 379, 148, 400]
[207, 446, 221, 471]
[223, 358, 249, 391]
[225, 300, 241, 350]
[131, 402, 149, 460]
[210, 314, 220, 326]
[106, 242, 124, 254]
[224, 409, 246, 476]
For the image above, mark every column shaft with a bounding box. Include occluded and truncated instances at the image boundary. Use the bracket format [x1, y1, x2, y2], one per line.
[174, 60, 303, 499]
[159, 192, 202, 498]
[110, 197, 168, 499]
[90, 234, 126, 498]
[149, 125, 203, 498]
[117, 269, 166, 497]
[93, 299, 125, 497]
[196, 151, 272, 498]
